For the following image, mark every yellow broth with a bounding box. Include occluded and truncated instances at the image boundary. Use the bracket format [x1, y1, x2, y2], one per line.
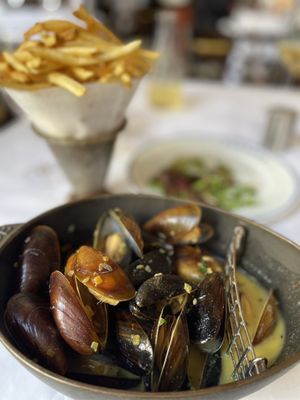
[219, 270, 285, 384]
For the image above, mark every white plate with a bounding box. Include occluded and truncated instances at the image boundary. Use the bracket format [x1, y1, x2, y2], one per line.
[128, 138, 299, 223]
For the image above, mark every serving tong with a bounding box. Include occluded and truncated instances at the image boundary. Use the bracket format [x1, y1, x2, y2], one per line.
[224, 225, 267, 380]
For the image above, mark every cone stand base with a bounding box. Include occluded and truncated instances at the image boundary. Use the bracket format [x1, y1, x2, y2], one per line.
[33, 120, 127, 198]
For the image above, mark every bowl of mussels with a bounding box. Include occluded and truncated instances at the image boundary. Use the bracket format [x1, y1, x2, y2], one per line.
[0, 194, 300, 400]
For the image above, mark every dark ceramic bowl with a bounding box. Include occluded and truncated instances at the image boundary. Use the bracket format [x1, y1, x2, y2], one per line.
[0, 194, 300, 400]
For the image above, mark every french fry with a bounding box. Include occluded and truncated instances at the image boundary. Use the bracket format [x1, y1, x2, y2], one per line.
[71, 67, 95, 81]
[18, 41, 40, 51]
[58, 46, 99, 56]
[14, 51, 33, 62]
[48, 72, 86, 96]
[100, 40, 141, 62]
[3, 52, 28, 73]
[26, 57, 42, 69]
[120, 73, 131, 86]
[74, 5, 121, 44]
[58, 27, 77, 41]
[41, 32, 57, 47]
[10, 71, 30, 83]
[24, 23, 43, 40]
[138, 49, 160, 60]
[29, 47, 100, 67]
[77, 31, 114, 51]
[0, 62, 9, 72]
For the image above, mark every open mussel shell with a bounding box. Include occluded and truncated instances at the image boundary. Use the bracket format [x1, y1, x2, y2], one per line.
[74, 278, 108, 350]
[124, 249, 172, 288]
[144, 204, 202, 245]
[49, 271, 100, 356]
[67, 353, 141, 389]
[93, 208, 143, 265]
[135, 274, 186, 309]
[17, 225, 60, 294]
[114, 310, 153, 375]
[187, 272, 225, 353]
[65, 246, 136, 305]
[173, 246, 204, 286]
[151, 308, 189, 391]
[253, 290, 278, 345]
[5, 292, 67, 375]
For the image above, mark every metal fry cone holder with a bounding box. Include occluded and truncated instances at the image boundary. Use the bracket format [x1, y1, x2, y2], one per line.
[224, 226, 267, 381]
[34, 119, 126, 198]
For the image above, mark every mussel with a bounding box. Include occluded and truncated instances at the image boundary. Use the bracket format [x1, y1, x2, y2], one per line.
[135, 274, 187, 309]
[144, 204, 202, 245]
[5, 292, 67, 375]
[124, 249, 172, 288]
[151, 308, 189, 391]
[50, 271, 101, 355]
[17, 225, 60, 293]
[67, 353, 141, 389]
[253, 291, 278, 345]
[93, 208, 144, 266]
[65, 245, 136, 305]
[114, 310, 153, 375]
[187, 273, 225, 353]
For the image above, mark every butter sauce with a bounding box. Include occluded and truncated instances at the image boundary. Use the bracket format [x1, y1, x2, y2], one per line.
[220, 270, 285, 384]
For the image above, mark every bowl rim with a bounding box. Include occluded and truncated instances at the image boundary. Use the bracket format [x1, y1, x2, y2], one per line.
[0, 193, 300, 398]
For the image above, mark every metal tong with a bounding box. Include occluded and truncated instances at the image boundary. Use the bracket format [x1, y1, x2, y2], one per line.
[224, 225, 267, 380]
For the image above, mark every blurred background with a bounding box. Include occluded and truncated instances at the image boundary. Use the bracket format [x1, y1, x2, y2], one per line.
[0, 0, 299, 85]
[0, 0, 300, 232]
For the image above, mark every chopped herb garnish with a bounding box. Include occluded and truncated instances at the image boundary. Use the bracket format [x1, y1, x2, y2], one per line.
[198, 260, 209, 275]
[159, 317, 167, 327]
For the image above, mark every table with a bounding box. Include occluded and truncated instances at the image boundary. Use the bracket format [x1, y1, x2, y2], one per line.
[0, 80, 300, 399]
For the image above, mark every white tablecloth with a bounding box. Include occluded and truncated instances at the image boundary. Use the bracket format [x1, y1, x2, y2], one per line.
[0, 80, 299, 399]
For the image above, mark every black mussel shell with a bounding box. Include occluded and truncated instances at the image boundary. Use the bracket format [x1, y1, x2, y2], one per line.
[187, 273, 225, 353]
[67, 353, 141, 389]
[151, 309, 189, 391]
[114, 310, 153, 375]
[142, 231, 174, 253]
[4, 292, 67, 375]
[124, 249, 172, 288]
[129, 300, 157, 323]
[135, 274, 186, 309]
[17, 225, 60, 294]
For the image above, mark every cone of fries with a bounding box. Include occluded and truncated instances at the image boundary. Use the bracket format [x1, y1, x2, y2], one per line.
[0, 6, 158, 196]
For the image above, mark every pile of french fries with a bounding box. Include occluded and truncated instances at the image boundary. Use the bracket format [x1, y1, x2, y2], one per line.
[0, 6, 158, 96]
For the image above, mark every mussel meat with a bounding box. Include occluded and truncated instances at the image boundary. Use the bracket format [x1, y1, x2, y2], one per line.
[65, 245, 136, 305]
[93, 208, 143, 266]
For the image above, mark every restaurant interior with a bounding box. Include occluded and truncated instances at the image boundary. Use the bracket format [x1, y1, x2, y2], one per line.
[0, 1, 300, 400]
